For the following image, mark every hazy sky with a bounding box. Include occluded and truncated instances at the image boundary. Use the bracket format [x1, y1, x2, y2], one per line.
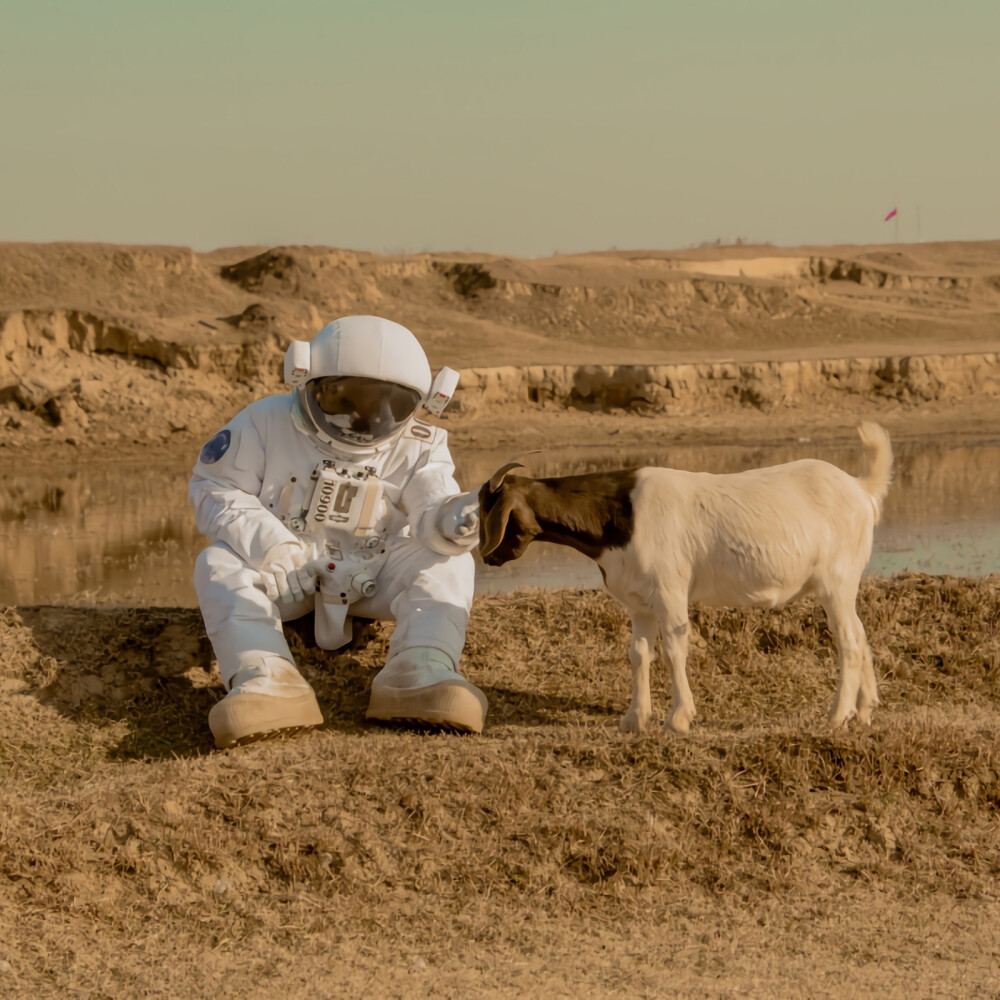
[3, 0, 998, 256]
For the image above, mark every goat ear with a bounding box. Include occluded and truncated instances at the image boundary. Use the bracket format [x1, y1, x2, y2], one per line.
[480, 494, 515, 559]
[487, 462, 524, 493]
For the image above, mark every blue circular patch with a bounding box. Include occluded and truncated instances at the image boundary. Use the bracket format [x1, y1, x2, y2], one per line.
[199, 429, 231, 464]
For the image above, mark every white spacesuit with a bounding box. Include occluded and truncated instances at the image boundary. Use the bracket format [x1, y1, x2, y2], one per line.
[190, 316, 486, 748]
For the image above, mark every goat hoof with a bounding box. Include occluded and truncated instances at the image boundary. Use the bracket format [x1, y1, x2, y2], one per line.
[619, 711, 646, 734]
[828, 708, 857, 729]
[664, 712, 693, 735]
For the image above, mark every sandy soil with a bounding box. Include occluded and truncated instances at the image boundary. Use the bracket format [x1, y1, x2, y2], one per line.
[2, 239, 1000, 463]
[1, 240, 1000, 998]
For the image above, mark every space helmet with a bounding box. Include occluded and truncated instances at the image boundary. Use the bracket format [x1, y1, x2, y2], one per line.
[283, 316, 457, 455]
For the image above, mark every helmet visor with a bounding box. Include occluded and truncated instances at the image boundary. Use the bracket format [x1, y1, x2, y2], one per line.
[303, 376, 422, 446]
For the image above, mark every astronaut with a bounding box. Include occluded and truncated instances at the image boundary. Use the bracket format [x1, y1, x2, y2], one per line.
[190, 315, 485, 749]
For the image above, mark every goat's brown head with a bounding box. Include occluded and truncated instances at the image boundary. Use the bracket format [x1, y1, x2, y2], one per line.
[478, 461, 541, 566]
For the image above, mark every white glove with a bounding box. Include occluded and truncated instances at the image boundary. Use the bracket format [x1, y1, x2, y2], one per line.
[258, 539, 318, 604]
[437, 492, 480, 541]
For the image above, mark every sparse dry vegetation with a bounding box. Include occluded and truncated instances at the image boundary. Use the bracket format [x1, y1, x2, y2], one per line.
[2, 575, 999, 998]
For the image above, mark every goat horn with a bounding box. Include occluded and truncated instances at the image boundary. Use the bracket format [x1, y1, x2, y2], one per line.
[487, 461, 524, 493]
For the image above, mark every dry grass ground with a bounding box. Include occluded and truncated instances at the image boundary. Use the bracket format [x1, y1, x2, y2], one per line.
[2, 575, 999, 998]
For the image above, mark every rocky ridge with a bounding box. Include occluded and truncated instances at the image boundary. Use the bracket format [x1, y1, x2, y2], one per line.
[2, 240, 1000, 450]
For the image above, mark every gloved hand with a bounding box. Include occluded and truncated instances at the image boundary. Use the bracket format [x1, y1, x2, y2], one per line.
[258, 539, 319, 604]
[436, 491, 480, 542]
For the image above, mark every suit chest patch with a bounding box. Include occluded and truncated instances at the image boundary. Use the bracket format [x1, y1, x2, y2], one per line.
[199, 429, 231, 464]
[404, 419, 438, 443]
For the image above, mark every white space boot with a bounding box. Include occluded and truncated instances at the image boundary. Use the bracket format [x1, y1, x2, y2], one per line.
[366, 647, 487, 733]
[209, 655, 324, 749]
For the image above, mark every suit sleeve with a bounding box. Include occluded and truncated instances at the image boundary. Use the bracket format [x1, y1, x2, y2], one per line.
[188, 407, 299, 568]
[400, 426, 476, 556]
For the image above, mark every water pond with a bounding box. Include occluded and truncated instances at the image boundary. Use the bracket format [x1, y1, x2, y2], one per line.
[1, 437, 997, 607]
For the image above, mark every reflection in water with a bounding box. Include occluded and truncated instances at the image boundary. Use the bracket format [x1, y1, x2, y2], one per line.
[1, 438, 998, 607]
[0, 463, 201, 606]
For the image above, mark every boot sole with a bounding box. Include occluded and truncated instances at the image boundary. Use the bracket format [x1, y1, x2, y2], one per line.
[209, 691, 324, 749]
[366, 679, 487, 734]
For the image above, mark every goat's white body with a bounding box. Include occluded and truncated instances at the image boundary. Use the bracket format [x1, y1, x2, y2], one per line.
[596, 425, 891, 733]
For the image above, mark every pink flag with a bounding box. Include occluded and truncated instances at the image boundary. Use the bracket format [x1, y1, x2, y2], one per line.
[884, 208, 898, 222]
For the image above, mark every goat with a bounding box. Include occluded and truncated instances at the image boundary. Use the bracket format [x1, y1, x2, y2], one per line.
[478, 423, 893, 733]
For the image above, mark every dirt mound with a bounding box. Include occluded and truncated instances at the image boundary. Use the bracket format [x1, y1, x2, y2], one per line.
[219, 245, 385, 314]
[1, 575, 998, 996]
[0, 244, 1000, 458]
[0, 238, 999, 456]
[0, 243, 232, 319]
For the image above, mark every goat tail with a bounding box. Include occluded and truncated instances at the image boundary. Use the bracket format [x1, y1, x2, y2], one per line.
[856, 421, 893, 523]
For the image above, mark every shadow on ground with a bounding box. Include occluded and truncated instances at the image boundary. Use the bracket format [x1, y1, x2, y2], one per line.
[8, 607, 388, 760]
[5, 606, 616, 761]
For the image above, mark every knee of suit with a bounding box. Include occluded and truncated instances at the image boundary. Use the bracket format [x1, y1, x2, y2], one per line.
[194, 542, 245, 596]
[403, 549, 476, 610]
